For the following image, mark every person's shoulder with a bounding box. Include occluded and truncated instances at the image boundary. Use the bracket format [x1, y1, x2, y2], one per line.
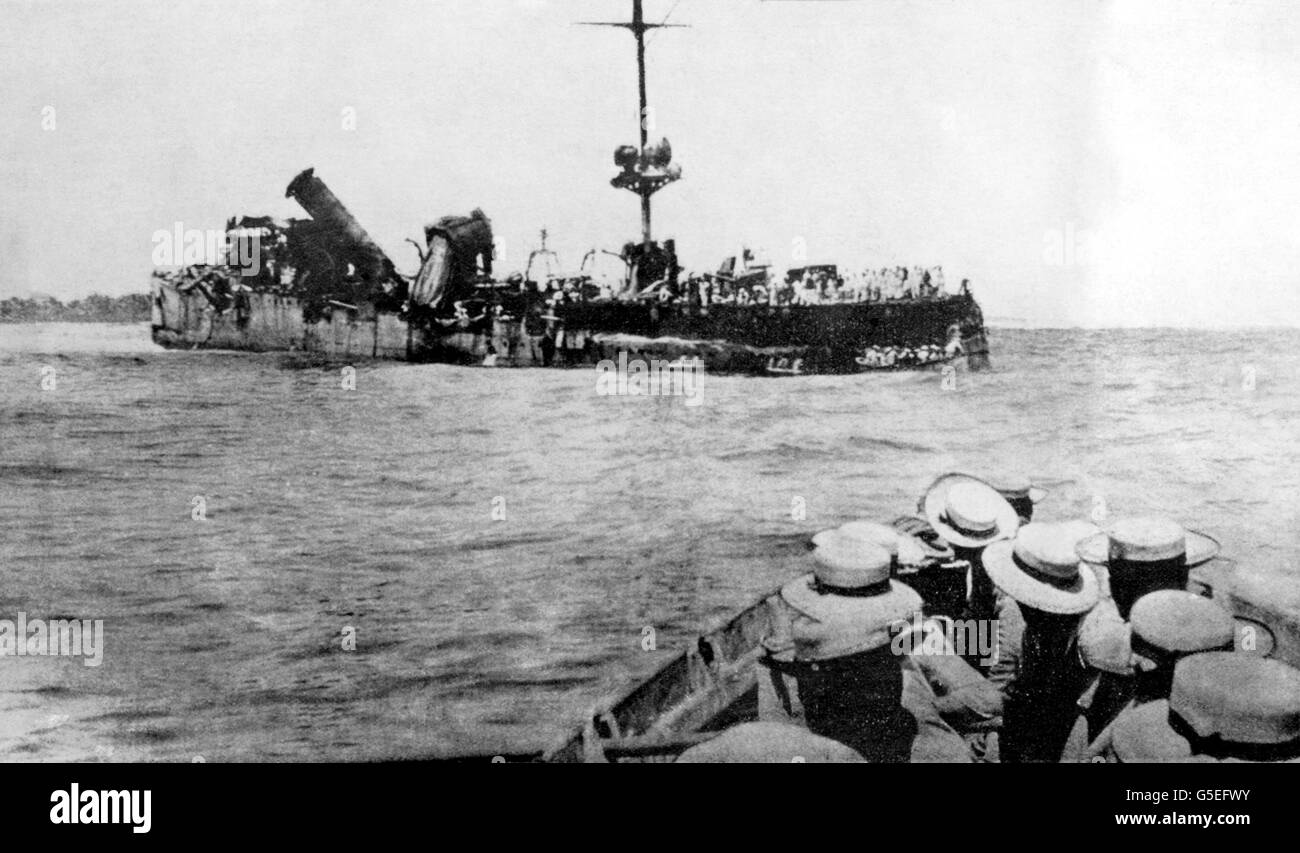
[995, 592, 1026, 625]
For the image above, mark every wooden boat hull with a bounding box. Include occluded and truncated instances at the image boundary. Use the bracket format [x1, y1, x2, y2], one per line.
[544, 593, 784, 763]
[544, 560, 1300, 763]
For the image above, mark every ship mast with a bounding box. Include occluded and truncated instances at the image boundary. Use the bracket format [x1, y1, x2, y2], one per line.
[579, 0, 685, 250]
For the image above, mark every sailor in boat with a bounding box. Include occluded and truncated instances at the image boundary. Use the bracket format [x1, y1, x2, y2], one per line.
[1095, 652, 1300, 763]
[811, 520, 951, 580]
[1076, 517, 1222, 621]
[956, 473, 1066, 691]
[1067, 518, 1227, 755]
[920, 494, 1092, 759]
[988, 520, 1092, 681]
[814, 521, 1007, 741]
[918, 475, 1021, 623]
[981, 474, 1048, 526]
[943, 323, 965, 359]
[894, 472, 1044, 611]
[744, 539, 973, 762]
[856, 347, 884, 368]
[1061, 589, 1239, 762]
[982, 522, 1101, 762]
[902, 472, 1036, 539]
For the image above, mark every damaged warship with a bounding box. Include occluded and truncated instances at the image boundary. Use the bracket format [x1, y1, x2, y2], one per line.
[150, 1, 990, 376]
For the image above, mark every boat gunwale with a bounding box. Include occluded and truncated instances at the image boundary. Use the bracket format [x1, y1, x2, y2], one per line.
[545, 559, 1299, 763]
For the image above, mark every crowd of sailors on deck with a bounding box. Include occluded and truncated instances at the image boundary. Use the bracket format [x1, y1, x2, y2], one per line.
[526, 265, 970, 309]
[679, 265, 967, 307]
[672, 473, 1300, 763]
[783, 265, 959, 306]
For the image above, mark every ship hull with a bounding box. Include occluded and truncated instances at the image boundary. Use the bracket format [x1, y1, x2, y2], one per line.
[150, 279, 990, 375]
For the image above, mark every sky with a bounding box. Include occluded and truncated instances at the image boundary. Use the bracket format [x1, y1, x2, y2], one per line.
[2, 0, 1298, 327]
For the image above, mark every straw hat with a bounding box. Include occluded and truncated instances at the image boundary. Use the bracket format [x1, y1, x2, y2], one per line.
[982, 473, 1048, 504]
[1129, 590, 1235, 658]
[780, 539, 922, 661]
[810, 520, 952, 569]
[675, 722, 867, 763]
[1110, 653, 1300, 762]
[1075, 517, 1220, 567]
[1227, 568, 1286, 659]
[982, 522, 1099, 615]
[1079, 585, 1236, 675]
[1060, 520, 1104, 554]
[922, 474, 1020, 549]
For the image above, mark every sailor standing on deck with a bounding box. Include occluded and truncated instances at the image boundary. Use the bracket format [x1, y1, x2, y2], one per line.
[752, 539, 973, 762]
[983, 522, 1101, 762]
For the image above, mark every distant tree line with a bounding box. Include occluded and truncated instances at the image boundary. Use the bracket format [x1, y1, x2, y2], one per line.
[0, 293, 152, 323]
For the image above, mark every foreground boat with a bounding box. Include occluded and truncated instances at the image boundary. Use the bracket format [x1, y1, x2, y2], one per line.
[541, 559, 1299, 763]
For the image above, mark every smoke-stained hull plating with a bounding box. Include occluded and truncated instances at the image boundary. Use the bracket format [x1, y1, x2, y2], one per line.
[150, 279, 989, 375]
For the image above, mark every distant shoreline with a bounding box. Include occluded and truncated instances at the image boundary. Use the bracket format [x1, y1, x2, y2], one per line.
[0, 294, 150, 324]
[0, 318, 149, 324]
